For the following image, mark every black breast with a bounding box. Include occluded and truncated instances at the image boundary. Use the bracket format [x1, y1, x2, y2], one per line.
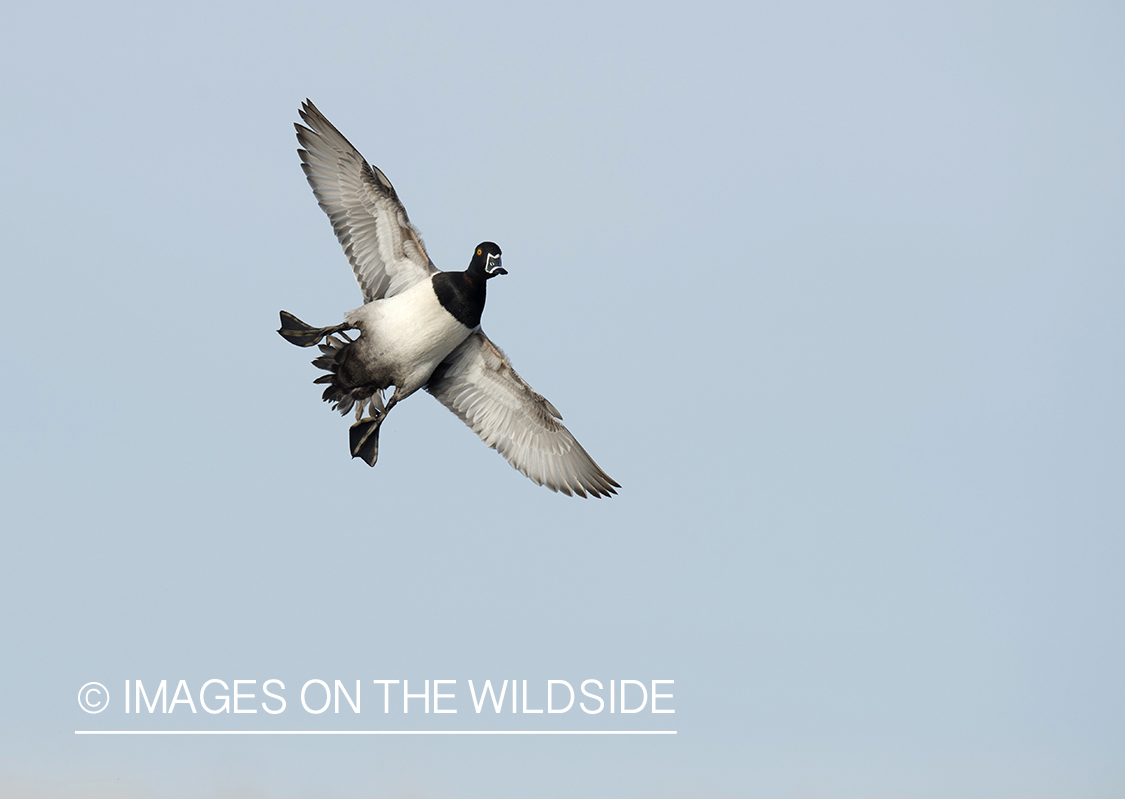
[432, 271, 487, 329]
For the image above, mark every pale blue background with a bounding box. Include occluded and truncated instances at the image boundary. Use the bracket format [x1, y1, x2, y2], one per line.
[2, 1, 1123, 796]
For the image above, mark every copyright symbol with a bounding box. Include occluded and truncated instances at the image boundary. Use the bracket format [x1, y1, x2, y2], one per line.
[78, 682, 109, 714]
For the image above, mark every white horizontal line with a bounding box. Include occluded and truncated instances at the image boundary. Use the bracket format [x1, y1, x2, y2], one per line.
[76, 730, 676, 736]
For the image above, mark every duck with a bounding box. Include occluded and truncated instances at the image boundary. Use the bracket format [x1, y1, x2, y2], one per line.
[278, 100, 619, 498]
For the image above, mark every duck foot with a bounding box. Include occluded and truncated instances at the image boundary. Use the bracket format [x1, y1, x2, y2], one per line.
[350, 417, 381, 466]
[277, 311, 350, 348]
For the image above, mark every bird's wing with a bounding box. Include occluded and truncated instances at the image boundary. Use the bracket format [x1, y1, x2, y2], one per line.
[426, 331, 619, 498]
[296, 99, 437, 302]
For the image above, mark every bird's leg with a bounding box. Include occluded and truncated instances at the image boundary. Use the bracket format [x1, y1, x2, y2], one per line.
[367, 389, 387, 419]
[277, 311, 354, 348]
[348, 389, 400, 467]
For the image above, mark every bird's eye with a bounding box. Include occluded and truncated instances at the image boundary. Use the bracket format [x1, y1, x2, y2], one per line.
[477, 248, 482, 255]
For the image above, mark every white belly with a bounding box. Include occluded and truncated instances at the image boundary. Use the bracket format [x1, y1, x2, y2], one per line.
[344, 279, 472, 396]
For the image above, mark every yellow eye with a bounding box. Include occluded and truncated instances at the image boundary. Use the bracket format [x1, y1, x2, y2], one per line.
[477, 248, 482, 255]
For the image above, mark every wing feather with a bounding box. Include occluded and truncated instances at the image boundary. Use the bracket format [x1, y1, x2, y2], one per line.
[296, 100, 437, 301]
[426, 332, 619, 498]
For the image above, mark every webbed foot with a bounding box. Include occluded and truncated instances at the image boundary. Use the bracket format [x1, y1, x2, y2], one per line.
[278, 311, 349, 348]
[350, 417, 381, 466]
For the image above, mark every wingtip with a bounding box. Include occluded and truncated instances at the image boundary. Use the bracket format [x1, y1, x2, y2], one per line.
[297, 99, 326, 131]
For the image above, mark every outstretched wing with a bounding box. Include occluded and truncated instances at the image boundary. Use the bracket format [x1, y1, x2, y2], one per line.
[296, 99, 437, 301]
[427, 331, 620, 498]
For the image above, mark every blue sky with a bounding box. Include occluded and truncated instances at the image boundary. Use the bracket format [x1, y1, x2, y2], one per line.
[2, 1, 1123, 796]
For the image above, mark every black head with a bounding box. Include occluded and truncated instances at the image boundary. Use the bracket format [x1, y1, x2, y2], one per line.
[470, 242, 506, 278]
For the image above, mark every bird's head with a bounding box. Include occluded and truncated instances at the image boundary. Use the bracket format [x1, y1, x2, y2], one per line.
[471, 242, 506, 278]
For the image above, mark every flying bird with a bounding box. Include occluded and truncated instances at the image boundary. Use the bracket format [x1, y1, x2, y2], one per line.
[278, 100, 619, 498]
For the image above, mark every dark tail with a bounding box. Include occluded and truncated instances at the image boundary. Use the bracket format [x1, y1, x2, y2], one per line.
[280, 311, 385, 466]
[306, 327, 380, 418]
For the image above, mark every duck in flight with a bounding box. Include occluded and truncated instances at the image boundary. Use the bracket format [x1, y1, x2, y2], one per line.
[278, 100, 619, 498]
